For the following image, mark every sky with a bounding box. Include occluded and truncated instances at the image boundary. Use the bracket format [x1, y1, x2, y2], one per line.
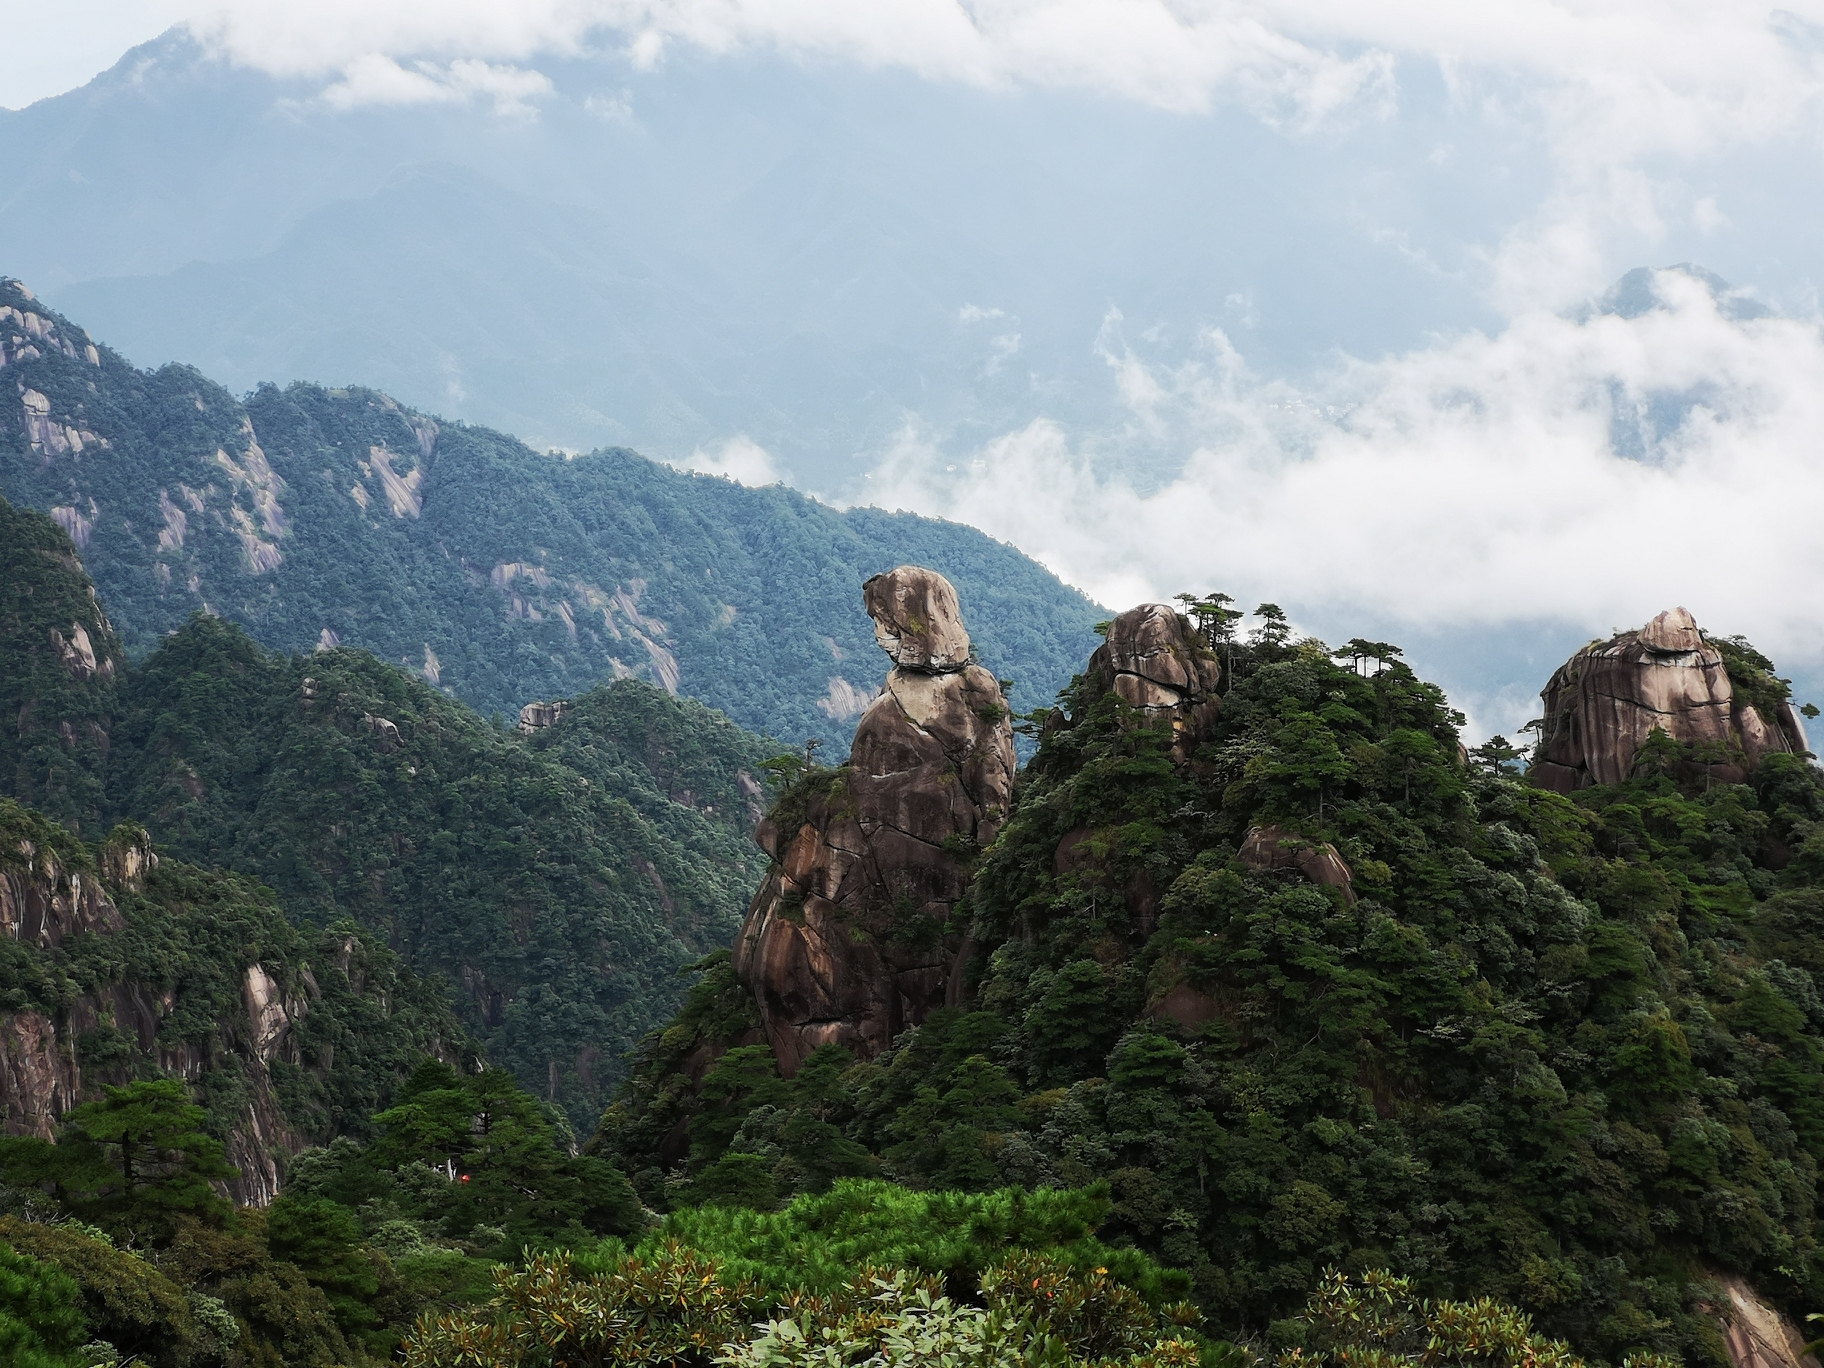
[7, 0, 1824, 736]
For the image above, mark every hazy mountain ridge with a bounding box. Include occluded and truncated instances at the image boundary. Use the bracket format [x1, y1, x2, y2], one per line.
[0, 276, 1104, 751]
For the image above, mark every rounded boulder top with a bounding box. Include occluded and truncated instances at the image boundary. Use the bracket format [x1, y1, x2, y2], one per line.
[862, 565, 971, 672]
[1638, 606, 1704, 654]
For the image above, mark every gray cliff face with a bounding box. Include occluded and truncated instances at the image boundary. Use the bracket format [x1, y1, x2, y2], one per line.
[0, 826, 310, 1206]
[1533, 607, 1810, 792]
[734, 566, 1016, 1076]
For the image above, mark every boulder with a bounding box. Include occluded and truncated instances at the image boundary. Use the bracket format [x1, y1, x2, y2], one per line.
[1533, 607, 1808, 792]
[517, 700, 571, 734]
[1085, 604, 1222, 759]
[862, 566, 972, 672]
[735, 568, 1014, 1075]
[1237, 824, 1357, 904]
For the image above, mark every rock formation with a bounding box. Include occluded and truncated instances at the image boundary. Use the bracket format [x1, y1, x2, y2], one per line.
[517, 699, 571, 734]
[0, 824, 309, 1205]
[1704, 1275, 1822, 1368]
[734, 566, 1015, 1075]
[1533, 607, 1810, 792]
[1236, 823, 1356, 905]
[1084, 603, 1222, 759]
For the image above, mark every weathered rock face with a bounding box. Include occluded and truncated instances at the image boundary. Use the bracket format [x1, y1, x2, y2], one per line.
[1533, 607, 1810, 792]
[1237, 823, 1357, 905]
[0, 825, 308, 1205]
[862, 566, 972, 672]
[1085, 604, 1222, 759]
[1705, 1274, 1820, 1368]
[517, 699, 572, 734]
[734, 567, 1015, 1075]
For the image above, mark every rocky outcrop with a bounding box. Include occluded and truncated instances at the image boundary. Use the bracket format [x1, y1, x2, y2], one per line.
[1704, 1275, 1820, 1368]
[0, 823, 308, 1205]
[1533, 608, 1810, 792]
[734, 567, 1015, 1075]
[518, 700, 571, 734]
[1085, 604, 1222, 759]
[1237, 823, 1357, 905]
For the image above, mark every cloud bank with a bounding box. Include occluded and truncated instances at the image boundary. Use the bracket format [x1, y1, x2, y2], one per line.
[161, 1, 1824, 313]
[857, 269, 1824, 681]
[180, 0, 1824, 149]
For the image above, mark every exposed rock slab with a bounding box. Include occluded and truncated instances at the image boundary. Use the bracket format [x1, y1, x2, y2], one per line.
[1085, 604, 1222, 759]
[735, 568, 1014, 1074]
[1534, 607, 1809, 792]
[1237, 823, 1357, 905]
[517, 700, 571, 734]
[1707, 1274, 1820, 1368]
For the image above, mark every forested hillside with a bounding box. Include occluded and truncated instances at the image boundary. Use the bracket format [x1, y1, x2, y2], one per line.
[0, 799, 469, 1193]
[0, 277, 1102, 749]
[1, 496, 777, 1125]
[600, 609, 1824, 1367]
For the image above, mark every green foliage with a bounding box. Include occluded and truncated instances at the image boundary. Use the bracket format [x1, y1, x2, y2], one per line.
[724, 1261, 1199, 1368]
[1277, 1269, 1588, 1368]
[0, 1240, 89, 1368]
[0, 1218, 199, 1368]
[52, 1080, 237, 1244]
[162, 1214, 355, 1366]
[402, 1242, 756, 1368]
[640, 1181, 1187, 1306]
[283, 1058, 644, 1269]
[605, 613, 1824, 1366]
[0, 794, 469, 1154]
[265, 1195, 380, 1335]
[0, 497, 121, 835]
[101, 613, 770, 1124]
[400, 1242, 1197, 1368]
[1710, 634, 1792, 719]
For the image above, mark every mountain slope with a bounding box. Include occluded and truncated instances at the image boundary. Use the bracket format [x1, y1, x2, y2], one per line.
[0, 497, 778, 1125]
[0, 798, 469, 1205]
[599, 604, 1824, 1365]
[0, 495, 122, 833]
[0, 276, 1103, 750]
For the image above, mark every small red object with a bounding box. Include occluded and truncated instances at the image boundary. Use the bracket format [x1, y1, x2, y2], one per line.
[460, 1174, 470, 1183]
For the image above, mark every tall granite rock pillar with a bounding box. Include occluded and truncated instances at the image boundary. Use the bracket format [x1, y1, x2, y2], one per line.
[1533, 606, 1811, 792]
[733, 567, 1016, 1075]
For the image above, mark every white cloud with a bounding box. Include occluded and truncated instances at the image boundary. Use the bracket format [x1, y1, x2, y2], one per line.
[36, 3, 1813, 309]
[1694, 195, 1731, 235]
[583, 87, 635, 121]
[674, 434, 783, 486]
[176, 0, 1382, 121]
[856, 269, 1824, 678]
[172, 2, 1824, 146]
[317, 55, 552, 112]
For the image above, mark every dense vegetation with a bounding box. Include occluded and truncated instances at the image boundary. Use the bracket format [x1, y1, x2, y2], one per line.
[0, 496, 779, 1123]
[105, 614, 772, 1126]
[0, 497, 121, 834]
[600, 615, 1824, 1368]
[0, 1057, 652, 1364]
[0, 798, 466, 1151]
[0, 278, 1102, 750]
[10, 281, 1824, 1366]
